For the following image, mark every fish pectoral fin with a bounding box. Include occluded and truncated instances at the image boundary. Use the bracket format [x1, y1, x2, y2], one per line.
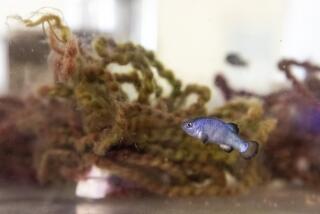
[219, 144, 233, 153]
[202, 134, 209, 144]
[226, 123, 239, 134]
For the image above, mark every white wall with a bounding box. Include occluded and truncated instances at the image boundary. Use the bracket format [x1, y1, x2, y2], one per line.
[280, 0, 320, 61]
[0, 0, 119, 94]
[157, 0, 288, 106]
[1, 0, 319, 100]
[0, 0, 70, 94]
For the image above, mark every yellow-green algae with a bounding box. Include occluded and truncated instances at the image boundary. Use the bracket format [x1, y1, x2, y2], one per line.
[13, 13, 276, 197]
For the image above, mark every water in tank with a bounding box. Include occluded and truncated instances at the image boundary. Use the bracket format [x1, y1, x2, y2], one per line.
[0, 1, 320, 213]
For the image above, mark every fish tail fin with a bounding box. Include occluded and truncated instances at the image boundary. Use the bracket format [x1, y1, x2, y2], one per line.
[241, 141, 259, 159]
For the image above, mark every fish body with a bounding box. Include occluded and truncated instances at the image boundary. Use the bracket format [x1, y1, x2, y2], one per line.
[181, 117, 258, 159]
[225, 53, 248, 67]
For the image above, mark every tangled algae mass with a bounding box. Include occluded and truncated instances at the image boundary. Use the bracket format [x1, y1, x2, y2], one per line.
[0, 13, 276, 197]
[216, 59, 320, 188]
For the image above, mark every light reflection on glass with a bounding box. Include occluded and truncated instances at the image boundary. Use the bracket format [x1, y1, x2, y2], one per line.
[0, 38, 8, 94]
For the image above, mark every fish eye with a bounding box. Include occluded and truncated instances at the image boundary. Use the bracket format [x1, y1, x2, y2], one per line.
[186, 122, 193, 128]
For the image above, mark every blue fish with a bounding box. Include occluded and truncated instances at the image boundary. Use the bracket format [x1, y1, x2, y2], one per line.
[181, 117, 259, 159]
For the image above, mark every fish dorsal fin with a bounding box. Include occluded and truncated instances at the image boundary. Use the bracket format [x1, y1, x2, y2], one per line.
[226, 122, 239, 134]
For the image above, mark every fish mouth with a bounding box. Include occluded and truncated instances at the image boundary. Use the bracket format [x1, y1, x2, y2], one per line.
[180, 122, 192, 135]
[180, 124, 187, 132]
[180, 120, 189, 129]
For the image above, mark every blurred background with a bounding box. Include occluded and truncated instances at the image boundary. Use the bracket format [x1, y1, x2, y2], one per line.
[0, 0, 319, 105]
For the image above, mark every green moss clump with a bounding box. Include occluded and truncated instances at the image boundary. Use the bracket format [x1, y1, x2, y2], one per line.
[5, 12, 277, 197]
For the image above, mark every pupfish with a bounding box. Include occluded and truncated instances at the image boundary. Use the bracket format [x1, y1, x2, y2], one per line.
[181, 117, 259, 159]
[225, 53, 248, 67]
